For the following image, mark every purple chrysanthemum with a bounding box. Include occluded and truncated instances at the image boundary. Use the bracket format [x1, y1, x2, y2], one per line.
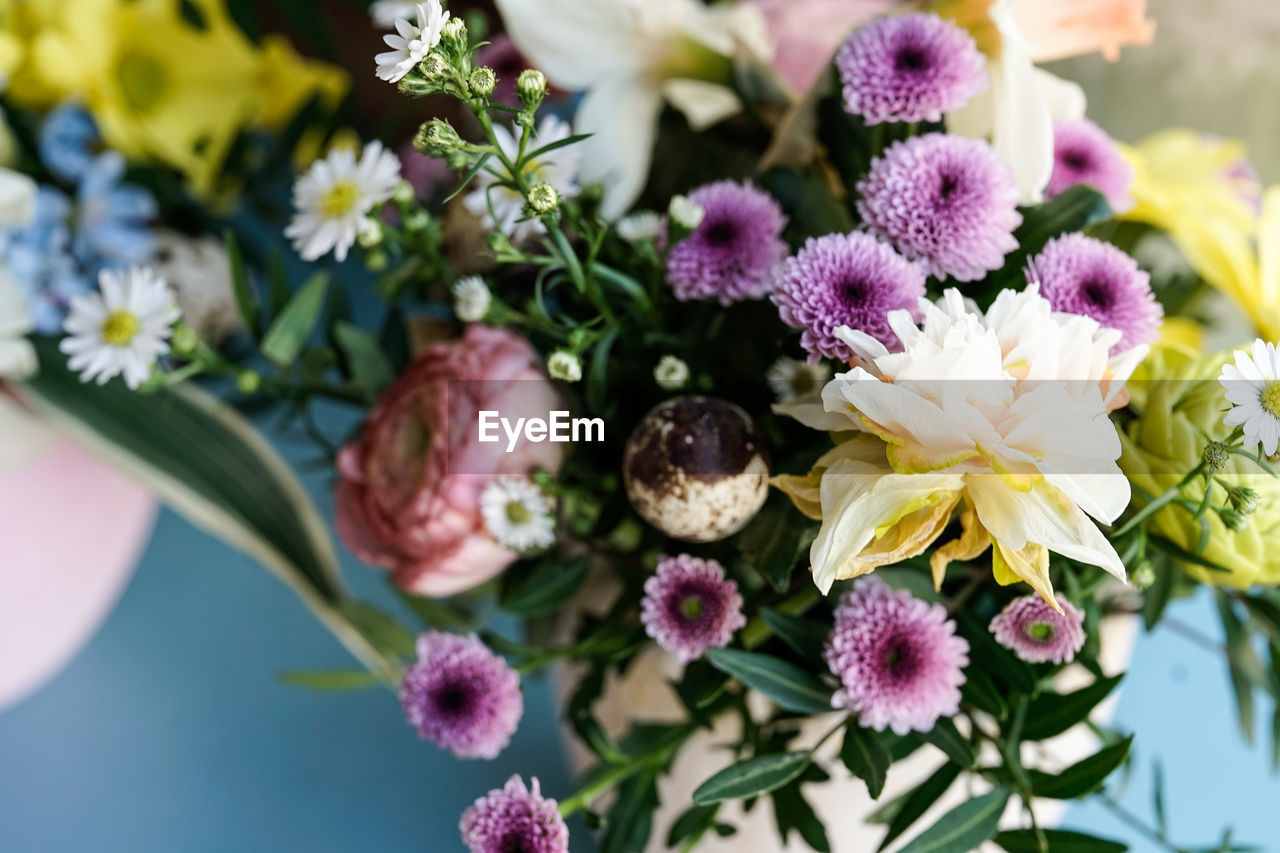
[837, 13, 988, 125]
[1048, 119, 1134, 213]
[399, 631, 523, 760]
[460, 775, 569, 853]
[772, 232, 926, 362]
[989, 595, 1086, 665]
[857, 133, 1023, 281]
[665, 180, 789, 305]
[1030, 233, 1162, 352]
[640, 554, 746, 664]
[825, 577, 969, 735]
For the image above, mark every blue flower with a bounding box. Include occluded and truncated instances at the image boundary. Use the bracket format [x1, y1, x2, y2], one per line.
[75, 151, 157, 267]
[39, 104, 101, 185]
[0, 187, 92, 333]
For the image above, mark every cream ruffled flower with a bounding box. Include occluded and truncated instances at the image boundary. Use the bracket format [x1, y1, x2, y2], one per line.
[60, 267, 181, 390]
[494, 0, 772, 219]
[286, 142, 401, 262]
[776, 286, 1147, 607]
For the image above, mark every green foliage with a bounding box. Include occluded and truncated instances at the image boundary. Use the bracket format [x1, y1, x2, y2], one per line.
[705, 649, 834, 715]
[897, 788, 1010, 853]
[692, 752, 813, 805]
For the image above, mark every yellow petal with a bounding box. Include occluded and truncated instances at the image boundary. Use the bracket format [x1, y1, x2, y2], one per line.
[992, 538, 1061, 611]
[930, 506, 992, 588]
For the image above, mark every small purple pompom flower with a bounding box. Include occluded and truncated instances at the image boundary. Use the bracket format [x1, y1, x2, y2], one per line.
[857, 133, 1023, 281]
[1048, 118, 1134, 213]
[772, 232, 926, 362]
[989, 595, 1086, 665]
[665, 180, 789, 305]
[837, 13, 988, 125]
[1031, 233, 1162, 352]
[399, 631, 523, 760]
[460, 775, 569, 853]
[641, 554, 746, 664]
[825, 577, 969, 735]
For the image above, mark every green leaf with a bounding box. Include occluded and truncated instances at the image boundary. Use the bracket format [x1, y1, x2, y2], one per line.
[995, 828, 1128, 853]
[333, 321, 395, 401]
[961, 666, 1008, 720]
[897, 788, 1010, 853]
[224, 230, 259, 336]
[705, 648, 834, 715]
[1217, 591, 1262, 745]
[20, 339, 393, 678]
[737, 496, 811, 591]
[958, 612, 1037, 694]
[1029, 736, 1133, 799]
[877, 762, 962, 851]
[1142, 555, 1176, 631]
[279, 669, 386, 692]
[600, 768, 658, 853]
[1021, 674, 1124, 741]
[919, 718, 976, 768]
[773, 779, 832, 853]
[841, 725, 890, 799]
[500, 556, 591, 616]
[760, 607, 830, 660]
[976, 186, 1112, 302]
[524, 132, 593, 162]
[692, 752, 812, 805]
[340, 601, 417, 657]
[762, 165, 855, 244]
[666, 804, 719, 850]
[260, 272, 329, 367]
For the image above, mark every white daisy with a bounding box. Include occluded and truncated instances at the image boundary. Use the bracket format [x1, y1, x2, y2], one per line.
[1220, 338, 1280, 456]
[452, 275, 491, 322]
[285, 142, 402, 262]
[480, 477, 556, 551]
[374, 0, 450, 84]
[616, 211, 662, 243]
[369, 0, 418, 29]
[654, 355, 689, 390]
[463, 115, 581, 244]
[60, 267, 180, 390]
[766, 356, 831, 402]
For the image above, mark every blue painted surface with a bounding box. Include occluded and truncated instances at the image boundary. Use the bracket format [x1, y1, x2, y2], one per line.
[2, 492, 1278, 851]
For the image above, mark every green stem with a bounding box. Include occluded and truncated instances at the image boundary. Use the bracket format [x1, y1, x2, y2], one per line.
[558, 725, 696, 817]
[1111, 461, 1206, 539]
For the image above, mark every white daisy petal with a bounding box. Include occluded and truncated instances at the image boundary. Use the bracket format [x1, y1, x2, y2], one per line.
[60, 266, 180, 390]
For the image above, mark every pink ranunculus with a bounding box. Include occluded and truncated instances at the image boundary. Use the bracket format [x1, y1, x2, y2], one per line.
[745, 0, 898, 95]
[334, 325, 563, 597]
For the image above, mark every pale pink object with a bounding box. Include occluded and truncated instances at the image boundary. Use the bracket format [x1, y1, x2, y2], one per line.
[0, 438, 156, 710]
[746, 0, 897, 94]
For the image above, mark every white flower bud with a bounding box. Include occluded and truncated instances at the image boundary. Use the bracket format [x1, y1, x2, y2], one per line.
[654, 355, 690, 391]
[617, 211, 662, 243]
[547, 350, 582, 383]
[452, 276, 492, 323]
[668, 194, 705, 230]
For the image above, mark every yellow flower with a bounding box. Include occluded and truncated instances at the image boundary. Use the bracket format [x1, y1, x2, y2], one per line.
[6, 0, 348, 196]
[1119, 346, 1280, 588]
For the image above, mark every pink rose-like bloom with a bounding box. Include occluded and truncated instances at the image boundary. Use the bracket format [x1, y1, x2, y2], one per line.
[745, 0, 897, 94]
[334, 325, 564, 597]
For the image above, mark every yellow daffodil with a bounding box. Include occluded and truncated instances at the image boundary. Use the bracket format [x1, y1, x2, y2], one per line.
[776, 287, 1146, 608]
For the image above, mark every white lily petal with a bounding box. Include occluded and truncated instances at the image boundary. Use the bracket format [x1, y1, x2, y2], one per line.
[493, 0, 643, 87]
[574, 74, 664, 220]
[660, 79, 742, 131]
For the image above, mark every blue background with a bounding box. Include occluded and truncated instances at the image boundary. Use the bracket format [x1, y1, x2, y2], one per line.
[2, 480, 1278, 851]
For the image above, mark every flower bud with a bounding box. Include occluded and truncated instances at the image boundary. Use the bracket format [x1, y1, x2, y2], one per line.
[469, 66, 497, 98]
[171, 323, 199, 357]
[516, 69, 547, 110]
[1130, 560, 1156, 590]
[421, 52, 450, 80]
[654, 355, 690, 391]
[527, 183, 559, 215]
[392, 180, 416, 206]
[1202, 440, 1230, 471]
[668, 194, 705, 230]
[452, 276, 492, 323]
[1226, 485, 1261, 515]
[1219, 507, 1250, 531]
[416, 118, 462, 155]
[547, 350, 582, 383]
[442, 17, 467, 43]
[236, 370, 262, 395]
[357, 218, 383, 248]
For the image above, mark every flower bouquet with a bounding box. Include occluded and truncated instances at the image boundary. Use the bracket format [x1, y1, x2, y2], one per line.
[4, 0, 1280, 851]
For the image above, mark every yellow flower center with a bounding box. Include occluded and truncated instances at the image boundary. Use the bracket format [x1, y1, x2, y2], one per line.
[320, 181, 360, 218]
[102, 311, 140, 346]
[505, 500, 531, 525]
[117, 52, 168, 113]
[1261, 381, 1280, 419]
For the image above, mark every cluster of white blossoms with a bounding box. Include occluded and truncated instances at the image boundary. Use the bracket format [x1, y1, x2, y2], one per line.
[374, 0, 450, 84]
[480, 477, 556, 551]
[778, 286, 1148, 605]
